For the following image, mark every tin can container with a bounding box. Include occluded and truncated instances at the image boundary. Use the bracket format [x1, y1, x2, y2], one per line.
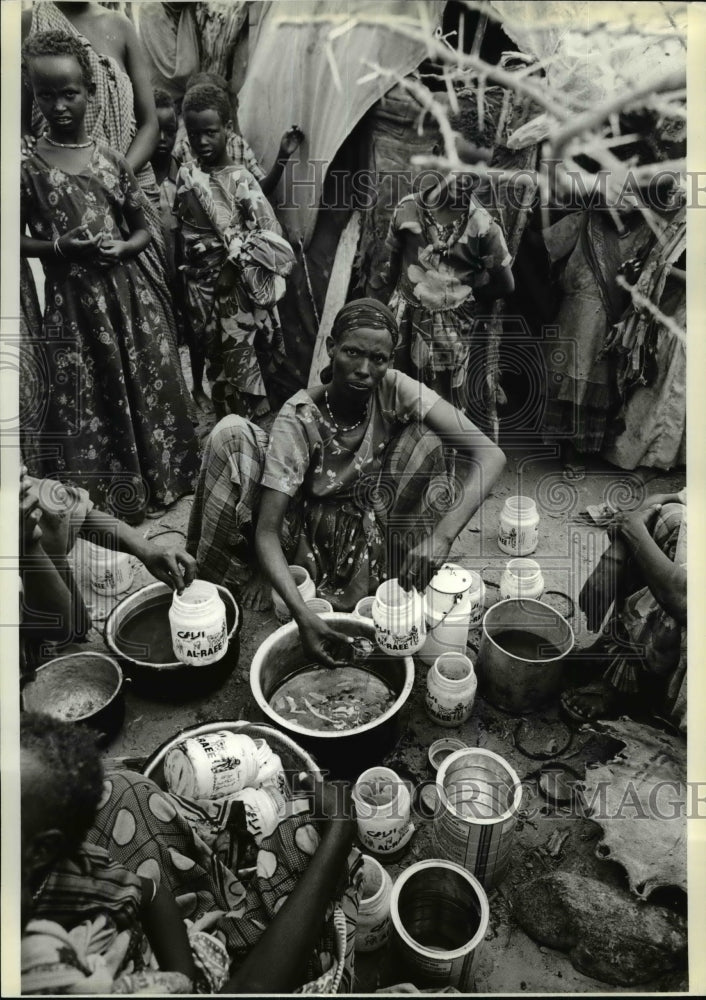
[428, 737, 467, 773]
[390, 859, 489, 990]
[477, 598, 574, 713]
[433, 747, 522, 889]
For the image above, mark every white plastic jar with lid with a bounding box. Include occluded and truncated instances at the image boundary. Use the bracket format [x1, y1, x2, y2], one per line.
[425, 652, 477, 727]
[169, 580, 228, 665]
[499, 557, 545, 601]
[356, 855, 394, 952]
[253, 739, 287, 795]
[497, 496, 540, 556]
[372, 579, 426, 656]
[352, 766, 415, 855]
[87, 542, 134, 597]
[163, 731, 260, 799]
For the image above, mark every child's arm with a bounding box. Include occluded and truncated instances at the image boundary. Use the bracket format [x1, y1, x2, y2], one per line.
[80, 507, 197, 593]
[384, 245, 402, 297]
[221, 782, 356, 993]
[20, 474, 87, 649]
[140, 878, 196, 981]
[474, 213, 515, 303]
[118, 14, 159, 173]
[260, 126, 305, 197]
[21, 202, 102, 262]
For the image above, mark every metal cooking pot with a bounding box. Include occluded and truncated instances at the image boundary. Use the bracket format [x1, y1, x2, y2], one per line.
[22, 652, 125, 742]
[104, 582, 240, 697]
[476, 599, 574, 714]
[250, 614, 415, 778]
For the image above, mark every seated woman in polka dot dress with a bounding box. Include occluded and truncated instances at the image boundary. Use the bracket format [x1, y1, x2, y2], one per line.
[20, 713, 361, 994]
[20, 713, 197, 994]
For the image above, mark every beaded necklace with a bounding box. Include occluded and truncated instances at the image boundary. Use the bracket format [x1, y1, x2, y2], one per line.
[44, 134, 94, 149]
[324, 389, 368, 434]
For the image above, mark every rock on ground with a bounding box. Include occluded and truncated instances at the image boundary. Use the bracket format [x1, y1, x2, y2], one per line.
[512, 871, 687, 986]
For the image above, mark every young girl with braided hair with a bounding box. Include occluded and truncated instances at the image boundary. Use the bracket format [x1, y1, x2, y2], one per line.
[20, 30, 199, 519]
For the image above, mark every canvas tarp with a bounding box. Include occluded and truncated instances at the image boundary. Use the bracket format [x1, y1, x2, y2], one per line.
[237, 0, 444, 249]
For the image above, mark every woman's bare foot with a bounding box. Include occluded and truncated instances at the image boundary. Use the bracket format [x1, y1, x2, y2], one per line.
[240, 574, 273, 611]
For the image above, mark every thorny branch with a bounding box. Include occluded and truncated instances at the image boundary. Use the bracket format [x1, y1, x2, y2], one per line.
[615, 275, 687, 346]
[276, 7, 686, 203]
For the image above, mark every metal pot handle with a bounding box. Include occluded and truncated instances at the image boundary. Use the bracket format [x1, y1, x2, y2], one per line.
[426, 591, 467, 634]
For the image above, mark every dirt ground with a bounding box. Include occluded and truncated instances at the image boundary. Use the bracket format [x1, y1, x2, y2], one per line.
[65, 362, 686, 994]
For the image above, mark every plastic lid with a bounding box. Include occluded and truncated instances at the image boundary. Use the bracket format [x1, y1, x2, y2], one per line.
[427, 563, 472, 595]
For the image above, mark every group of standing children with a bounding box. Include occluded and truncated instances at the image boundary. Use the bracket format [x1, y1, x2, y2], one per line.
[21, 3, 303, 523]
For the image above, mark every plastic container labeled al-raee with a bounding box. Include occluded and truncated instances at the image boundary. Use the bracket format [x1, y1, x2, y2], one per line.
[164, 730, 260, 799]
[425, 652, 477, 727]
[169, 580, 228, 665]
[352, 765, 415, 855]
[497, 496, 540, 556]
[87, 543, 134, 597]
[499, 557, 545, 601]
[372, 579, 426, 656]
[356, 855, 393, 952]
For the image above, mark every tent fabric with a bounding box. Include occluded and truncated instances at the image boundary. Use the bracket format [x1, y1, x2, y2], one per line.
[237, 0, 444, 248]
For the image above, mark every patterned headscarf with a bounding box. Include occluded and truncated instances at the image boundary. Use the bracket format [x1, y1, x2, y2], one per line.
[331, 298, 399, 347]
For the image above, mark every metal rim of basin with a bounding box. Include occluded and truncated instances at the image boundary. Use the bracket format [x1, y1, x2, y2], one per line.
[21, 652, 123, 722]
[482, 598, 575, 663]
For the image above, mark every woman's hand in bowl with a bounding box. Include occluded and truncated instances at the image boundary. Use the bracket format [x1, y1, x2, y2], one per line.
[297, 613, 354, 668]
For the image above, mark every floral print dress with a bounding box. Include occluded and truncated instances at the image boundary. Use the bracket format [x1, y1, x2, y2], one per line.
[386, 193, 511, 390]
[174, 163, 295, 421]
[21, 144, 200, 517]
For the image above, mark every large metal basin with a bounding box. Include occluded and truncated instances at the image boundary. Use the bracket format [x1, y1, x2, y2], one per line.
[250, 614, 414, 777]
